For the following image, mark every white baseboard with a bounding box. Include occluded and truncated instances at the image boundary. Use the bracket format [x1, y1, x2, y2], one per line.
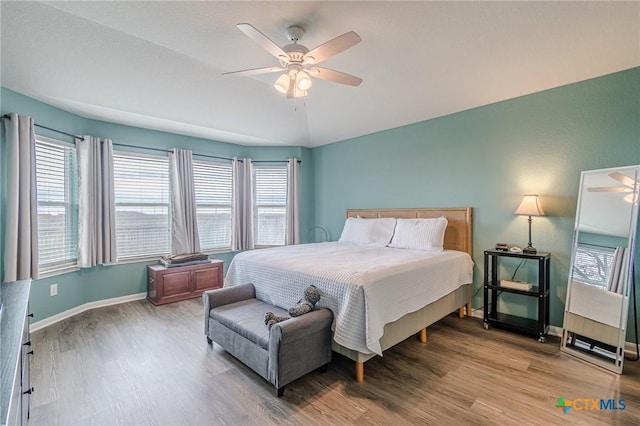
[30, 292, 147, 332]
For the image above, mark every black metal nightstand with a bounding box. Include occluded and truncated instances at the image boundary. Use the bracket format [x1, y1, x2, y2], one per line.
[483, 249, 551, 342]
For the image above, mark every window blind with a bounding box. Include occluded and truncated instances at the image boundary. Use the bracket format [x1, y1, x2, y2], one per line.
[35, 137, 79, 270]
[113, 152, 170, 259]
[254, 166, 287, 246]
[572, 244, 616, 287]
[193, 160, 232, 251]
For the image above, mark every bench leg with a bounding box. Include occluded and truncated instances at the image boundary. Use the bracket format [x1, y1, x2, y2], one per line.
[276, 386, 285, 397]
[206, 336, 212, 344]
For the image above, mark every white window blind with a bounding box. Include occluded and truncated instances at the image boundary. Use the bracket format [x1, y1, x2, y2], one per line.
[572, 244, 616, 287]
[35, 136, 79, 271]
[254, 166, 287, 246]
[193, 160, 232, 251]
[113, 152, 170, 259]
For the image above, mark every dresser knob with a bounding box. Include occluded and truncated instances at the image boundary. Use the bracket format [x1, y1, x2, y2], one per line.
[27, 313, 34, 318]
[23, 387, 34, 395]
[23, 340, 31, 346]
[27, 350, 34, 356]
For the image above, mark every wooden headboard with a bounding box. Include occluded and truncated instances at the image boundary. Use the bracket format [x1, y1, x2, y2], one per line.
[346, 207, 473, 256]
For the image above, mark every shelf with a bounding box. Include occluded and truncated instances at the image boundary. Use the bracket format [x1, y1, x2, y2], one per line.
[486, 285, 548, 297]
[484, 249, 550, 260]
[483, 249, 551, 341]
[486, 312, 541, 334]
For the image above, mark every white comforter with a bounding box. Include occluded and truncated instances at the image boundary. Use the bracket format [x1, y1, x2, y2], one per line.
[225, 242, 473, 355]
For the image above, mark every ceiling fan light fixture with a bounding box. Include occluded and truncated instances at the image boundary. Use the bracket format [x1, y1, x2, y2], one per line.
[296, 71, 312, 91]
[274, 73, 290, 94]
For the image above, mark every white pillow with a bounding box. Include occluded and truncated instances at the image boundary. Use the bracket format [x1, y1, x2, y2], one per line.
[388, 217, 448, 251]
[338, 217, 397, 246]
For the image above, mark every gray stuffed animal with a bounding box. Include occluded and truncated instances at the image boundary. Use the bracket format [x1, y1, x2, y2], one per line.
[264, 311, 289, 329]
[289, 285, 321, 317]
[264, 285, 322, 329]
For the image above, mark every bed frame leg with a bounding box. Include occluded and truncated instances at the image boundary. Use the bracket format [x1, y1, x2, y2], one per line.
[419, 328, 427, 344]
[458, 302, 472, 318]
[355, 362, 364, 382]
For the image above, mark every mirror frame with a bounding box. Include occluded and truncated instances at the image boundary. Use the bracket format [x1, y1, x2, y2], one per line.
[561, 165, 640, 374]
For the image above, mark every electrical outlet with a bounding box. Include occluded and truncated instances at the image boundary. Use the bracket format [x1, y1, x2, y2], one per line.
[50, 284, 58, 296]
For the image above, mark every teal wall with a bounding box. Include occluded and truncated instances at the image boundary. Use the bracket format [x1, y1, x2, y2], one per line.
[2, 68, 639, 332]
[312, 67, 640, 330]
[0, 88, 313, 322]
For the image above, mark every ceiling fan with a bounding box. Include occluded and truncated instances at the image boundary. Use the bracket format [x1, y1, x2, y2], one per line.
[588, 172, 640, 203]
[222, 23, 363, 98]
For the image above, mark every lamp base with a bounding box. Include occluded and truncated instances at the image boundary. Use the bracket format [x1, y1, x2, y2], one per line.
[523, 246, 538, 254]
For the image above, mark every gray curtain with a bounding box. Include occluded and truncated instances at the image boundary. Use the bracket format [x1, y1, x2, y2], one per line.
[77, 136, 117, 267]
[169, 148, 200, 254]
[285, 158, 300, 245]
[3, 113, 39, 281]
[607, 246, 626, 294]
[231, 157, 254, 251]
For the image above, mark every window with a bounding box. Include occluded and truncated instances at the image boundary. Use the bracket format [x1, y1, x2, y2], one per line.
[35, 136, 79, 272]
[113, 152, 170, 260]
[572, 244, 616, 287]
[253, 166, 287, 246]
[193, 160, 232, 251]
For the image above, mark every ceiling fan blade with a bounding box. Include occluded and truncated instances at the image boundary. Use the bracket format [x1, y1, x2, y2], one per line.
[236, 23, 288, 60]
[304, 31, 361, 64]
[609, 172, 638, 188]
[309, 67, 363, 86]
[587, 186, 632, 192]
[222, 66, 284, 77]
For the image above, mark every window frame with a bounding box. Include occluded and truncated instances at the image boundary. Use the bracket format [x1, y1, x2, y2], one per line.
[192, 158, 233, 252]
[112, 150, 171, 262]
[253, 164, 288, 247]
[34, 135, 80, 276]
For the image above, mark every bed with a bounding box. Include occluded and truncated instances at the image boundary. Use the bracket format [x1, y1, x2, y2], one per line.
[225, 207, 473, 381]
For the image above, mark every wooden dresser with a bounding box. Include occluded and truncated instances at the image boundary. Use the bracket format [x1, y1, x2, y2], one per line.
[146, 260, 223, 305]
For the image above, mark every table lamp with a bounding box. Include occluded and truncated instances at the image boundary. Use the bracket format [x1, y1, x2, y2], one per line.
[514, 194, 545, 254]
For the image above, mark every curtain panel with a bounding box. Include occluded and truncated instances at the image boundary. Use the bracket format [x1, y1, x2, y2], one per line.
[606, 246, 626, 294]
[286, 158, 300, 245]
[3, 113, 39, 281]
[169, 148, 201, 254]
[78, 136, 117, 267]
[231, 157, 254, 251]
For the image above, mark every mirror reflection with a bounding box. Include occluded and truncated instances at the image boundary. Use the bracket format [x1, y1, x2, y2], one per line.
[561, 165, 640, 374]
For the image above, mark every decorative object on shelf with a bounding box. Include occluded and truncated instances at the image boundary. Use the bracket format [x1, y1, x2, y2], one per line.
[514, 194, 545, 254]
[222, 23, 363, 99]
[561, 165, 640, 374]
[159, 252, 210, 268]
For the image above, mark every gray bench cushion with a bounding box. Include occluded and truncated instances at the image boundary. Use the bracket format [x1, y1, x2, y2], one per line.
[211, 299, 289, 350]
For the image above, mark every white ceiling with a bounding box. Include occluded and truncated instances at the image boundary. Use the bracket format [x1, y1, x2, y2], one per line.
[1, 1, 638, 148]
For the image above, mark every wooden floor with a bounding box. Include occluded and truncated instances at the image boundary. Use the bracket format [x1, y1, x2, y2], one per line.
[29, 298, 640, 425]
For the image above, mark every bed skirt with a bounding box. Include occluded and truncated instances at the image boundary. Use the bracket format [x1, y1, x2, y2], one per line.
[332, 283, 471, 363]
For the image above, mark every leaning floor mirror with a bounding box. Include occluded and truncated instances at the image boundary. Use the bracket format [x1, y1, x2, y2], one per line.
[561, 165, 640, 373]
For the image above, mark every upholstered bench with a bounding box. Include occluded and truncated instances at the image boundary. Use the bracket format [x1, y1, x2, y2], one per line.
[203, 283, 333, 397]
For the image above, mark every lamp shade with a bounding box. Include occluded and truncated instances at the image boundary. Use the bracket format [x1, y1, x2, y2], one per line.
[274, 74, 290, 94]
[514, 194, 545, 216]
[296, 71, 312, 91]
